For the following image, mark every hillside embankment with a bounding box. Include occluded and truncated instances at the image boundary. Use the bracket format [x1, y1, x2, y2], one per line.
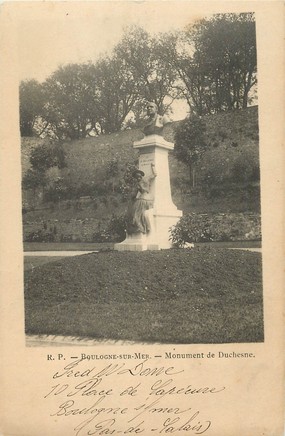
[22, 106, 261, 243]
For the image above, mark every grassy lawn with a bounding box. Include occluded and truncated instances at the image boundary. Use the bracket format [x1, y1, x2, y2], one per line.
[23, 240, 261, 252]
[24, 242, 113, 252]
[24, 247, 263, 344]
[24, 256, 66, 271]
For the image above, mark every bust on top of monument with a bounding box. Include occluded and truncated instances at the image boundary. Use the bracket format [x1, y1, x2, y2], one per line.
[143, 102, 171, 136]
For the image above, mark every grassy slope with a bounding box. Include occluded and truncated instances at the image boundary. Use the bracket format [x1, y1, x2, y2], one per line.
[24, 247, 263, 344]
[21, 107, 259, 181]
[22, 106, 260, 223]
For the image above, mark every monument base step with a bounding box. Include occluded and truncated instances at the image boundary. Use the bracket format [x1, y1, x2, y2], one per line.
[114, 242, 148, 251]
[114, 243, 169, 251]
[114, 238, 172, 251]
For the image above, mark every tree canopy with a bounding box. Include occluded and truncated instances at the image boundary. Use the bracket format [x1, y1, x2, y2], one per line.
[114, 25, 178, 113]
[187, 13, 257, 113]
[174, 115, 209, 186]
[20, 79, 45, 136]
[23, 143, 66, 192]
[19, 13, 257, 138]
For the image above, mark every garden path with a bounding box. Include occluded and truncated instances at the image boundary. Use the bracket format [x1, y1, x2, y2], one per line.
[26, 334, 153, 347]
[25, 247, 261, 257]
[24, 250, 98, 256]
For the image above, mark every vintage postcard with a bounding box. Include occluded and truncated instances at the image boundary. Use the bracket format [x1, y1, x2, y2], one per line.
[0, 1, 284, 435]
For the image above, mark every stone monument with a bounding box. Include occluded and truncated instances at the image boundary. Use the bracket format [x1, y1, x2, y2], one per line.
[115, 102, 182, 251]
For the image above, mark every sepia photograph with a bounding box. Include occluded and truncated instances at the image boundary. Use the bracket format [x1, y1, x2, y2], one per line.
[20, 7, 263, 346]
[1, 2, 284, 435]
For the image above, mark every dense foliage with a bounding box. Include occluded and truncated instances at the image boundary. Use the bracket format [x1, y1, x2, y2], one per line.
[92, 214, 127, 243]
[174, 114, 209, 185]
[20, 13, 257, 139]
[181, 13, 257, 114]
[169, 212, 261, 247]
[22, 142, 66, 192]
[20, 79, 45, 136]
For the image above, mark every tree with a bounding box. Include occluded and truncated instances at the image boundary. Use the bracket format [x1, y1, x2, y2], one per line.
[93, 55, 140, 134]
[29, 143, 66, 172]
[184, 13, 257, 114]
[41, 58, 141, 138]
[106, 158, 120, 193]
[19, 79, 45, 136]
[42, 63, 99, 139]
[20, 14, 256, 138]
[174, 115, 209, 187]
[23, 142, 66, 199]
[22, 168, 47, 192]
[114, 26, 178, 114]
[162, 13, 257, 115]
[161, 31, 216, 115]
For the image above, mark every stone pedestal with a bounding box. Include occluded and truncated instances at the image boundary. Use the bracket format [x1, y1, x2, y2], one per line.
[115, 135, 182, 251]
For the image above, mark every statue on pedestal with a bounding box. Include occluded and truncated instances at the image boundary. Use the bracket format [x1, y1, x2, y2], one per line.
[126, 103, 169, 236]
[126, 164, 157, 235]
[115, 101, 181, 251]
[143, 102, 170, 137]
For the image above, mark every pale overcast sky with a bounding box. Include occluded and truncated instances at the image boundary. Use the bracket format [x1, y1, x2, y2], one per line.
[16, 2, 242, 120]
[16, 2, 211, 119]
[18, 2, 206, 83]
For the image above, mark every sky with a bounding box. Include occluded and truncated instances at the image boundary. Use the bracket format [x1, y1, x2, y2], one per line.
[17, 2, 209, 120]
[16, 2, 250, 120]
[18, 2, 206, 83]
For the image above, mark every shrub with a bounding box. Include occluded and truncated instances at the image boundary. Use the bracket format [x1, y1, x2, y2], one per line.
[92, 214, 127, 243]
[169, 214, 214, 246]
[92, 229, 113, 243]
[171, 177, 190, 195]
[218, 128, 228, 141]
[60, 233, 73, 242]
[100, 196, 108, 206]
[169, 212, 261, 247]
[107, 214, 127, 241]
[232, 151, 260, 183]
[118, 161, 139, 200]
[25, 229, 55, 242]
